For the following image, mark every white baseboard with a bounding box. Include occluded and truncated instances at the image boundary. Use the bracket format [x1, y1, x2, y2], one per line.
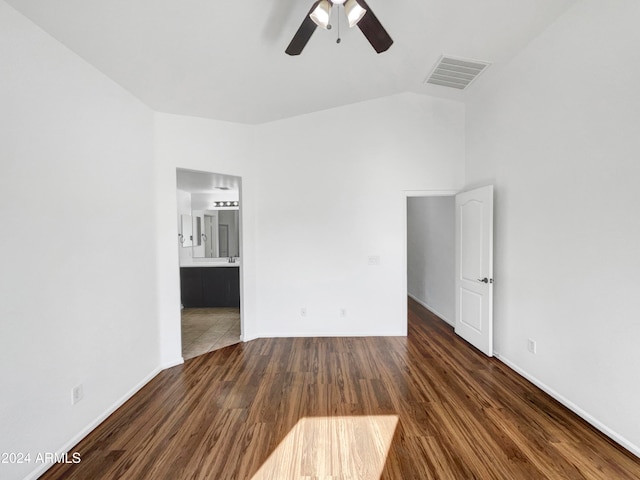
[407, 293, 454, 326]
[496, 353, 640, 459]
[25, 366, 162, 480]
[160, 356, 184, 370]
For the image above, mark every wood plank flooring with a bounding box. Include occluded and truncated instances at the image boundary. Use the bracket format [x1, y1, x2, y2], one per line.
[41, 298, 640, 479]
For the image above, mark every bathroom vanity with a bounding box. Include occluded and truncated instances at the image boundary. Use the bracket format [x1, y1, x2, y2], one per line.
[180, 264, 240, 308]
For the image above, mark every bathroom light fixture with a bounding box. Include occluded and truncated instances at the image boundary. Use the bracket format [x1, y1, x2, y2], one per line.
[213, 201, 240, 208]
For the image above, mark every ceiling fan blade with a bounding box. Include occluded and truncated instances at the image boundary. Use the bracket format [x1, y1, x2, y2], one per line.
[285, 1, 321, 56]
[355, 0, 393, 53]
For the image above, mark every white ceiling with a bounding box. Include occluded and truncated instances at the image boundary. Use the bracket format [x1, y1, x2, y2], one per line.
[177, 169, 240, 194]
[6, 0, 577, 124]
[177, 169, 240, 211]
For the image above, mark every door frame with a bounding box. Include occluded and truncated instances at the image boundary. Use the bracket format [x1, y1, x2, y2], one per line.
[402, 190, 459, 333]
[174, 168, 245, 363]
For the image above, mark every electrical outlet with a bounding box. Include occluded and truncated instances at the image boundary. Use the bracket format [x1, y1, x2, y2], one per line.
[340, 308, 347, 318]
[300, 307, 307, 317]
[527, 339, 537, 354]
[71, 384, 84, 405]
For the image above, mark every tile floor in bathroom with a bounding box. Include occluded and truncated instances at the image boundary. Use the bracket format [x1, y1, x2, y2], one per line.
[181, 307, 241, 360]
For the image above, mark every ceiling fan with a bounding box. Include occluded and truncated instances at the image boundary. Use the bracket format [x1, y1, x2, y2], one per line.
[286, 0, 393, 56]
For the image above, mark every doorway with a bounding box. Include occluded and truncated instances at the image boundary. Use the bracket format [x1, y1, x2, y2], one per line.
[176, 168, 243, 360]
[405, 187, 495, 356]
[405, 191, 457, 328]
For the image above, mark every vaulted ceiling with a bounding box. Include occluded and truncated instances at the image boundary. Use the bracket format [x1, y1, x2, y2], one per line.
[6, 0, 577, 124]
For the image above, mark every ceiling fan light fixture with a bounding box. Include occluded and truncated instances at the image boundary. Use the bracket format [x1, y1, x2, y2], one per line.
[309, 0, 332, 29]
[287, 0, 392, 56]
[344, 0, 366, 28]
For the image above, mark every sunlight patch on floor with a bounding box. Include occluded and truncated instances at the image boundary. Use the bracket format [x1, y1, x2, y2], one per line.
[251, 415, 399, 480]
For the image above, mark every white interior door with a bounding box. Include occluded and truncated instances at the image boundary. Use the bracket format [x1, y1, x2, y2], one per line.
[455, 185, 494, 356]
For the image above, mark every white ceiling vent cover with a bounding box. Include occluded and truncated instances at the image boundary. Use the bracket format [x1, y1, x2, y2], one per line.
[425, 56, 491, 90]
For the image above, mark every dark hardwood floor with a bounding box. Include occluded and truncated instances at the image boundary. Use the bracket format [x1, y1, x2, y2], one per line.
[41, 298, 640, 479]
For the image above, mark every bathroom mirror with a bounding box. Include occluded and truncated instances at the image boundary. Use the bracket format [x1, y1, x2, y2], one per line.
[192, 209, 239, 258]
[177, 168, 241, 260]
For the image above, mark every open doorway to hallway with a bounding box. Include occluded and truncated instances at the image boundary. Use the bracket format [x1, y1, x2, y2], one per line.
[176, 168, 243, 359]
[406, 194, 456, 327]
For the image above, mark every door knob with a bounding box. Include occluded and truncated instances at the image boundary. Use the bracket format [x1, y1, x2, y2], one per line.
[478, 277, 491, 283]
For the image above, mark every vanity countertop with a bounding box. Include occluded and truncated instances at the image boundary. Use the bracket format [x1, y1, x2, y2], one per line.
[180, 260, 240, 268]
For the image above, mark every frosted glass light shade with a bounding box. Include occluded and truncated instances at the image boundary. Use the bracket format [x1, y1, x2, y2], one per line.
[310, 0, 332, 29]
[345, 0, 366, 27]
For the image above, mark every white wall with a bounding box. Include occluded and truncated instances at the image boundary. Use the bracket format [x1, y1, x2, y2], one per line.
[465, 0, 640, 455]
[245, 93, 464, 337]
[407, 196, 455, 325]
[0, 3, 159, 479]
[155, 93, 465, 359]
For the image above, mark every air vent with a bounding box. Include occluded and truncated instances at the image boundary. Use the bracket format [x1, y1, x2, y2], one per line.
[425, 56, 491, 90]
